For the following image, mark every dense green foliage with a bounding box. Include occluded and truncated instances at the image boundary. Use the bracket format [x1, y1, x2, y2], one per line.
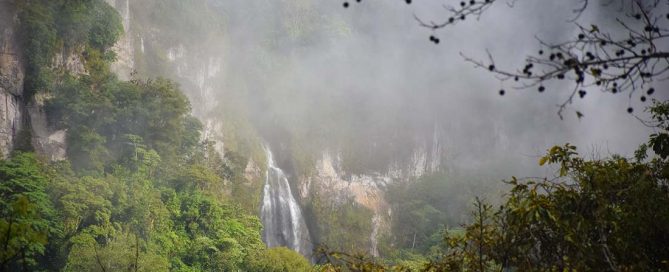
[246, 247, 312, 272]
[306, 196, 374, 254]
[321, 102, 669, 271]
[0, 148, 276, 271]
[121, 0, 270, 213]
[7, 1, 669, 271]
[46, 75, 199, 171]
[0, 153, 58, 270]
[372, 171, 502, 268]
[384, 174, 471, 255]
[17, 0, 122, 98]
[0, 1, 309, 271]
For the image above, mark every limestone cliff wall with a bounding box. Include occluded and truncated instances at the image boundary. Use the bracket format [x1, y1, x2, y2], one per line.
[299, 131, 442, 256]
[0, 0, 78, 160]
[0, 1, 23, 158]
[103, 0, 446, 256]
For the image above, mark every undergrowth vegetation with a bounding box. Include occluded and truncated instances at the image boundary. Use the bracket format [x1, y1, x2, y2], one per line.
[1, 1, 307, 271]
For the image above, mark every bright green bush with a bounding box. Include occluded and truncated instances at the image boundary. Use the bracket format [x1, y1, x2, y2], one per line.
[246, 247, 312, 272]
[4, 1, 280, 271]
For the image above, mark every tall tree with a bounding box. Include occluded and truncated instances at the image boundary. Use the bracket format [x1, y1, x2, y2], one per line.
[0, 153, 59, 272]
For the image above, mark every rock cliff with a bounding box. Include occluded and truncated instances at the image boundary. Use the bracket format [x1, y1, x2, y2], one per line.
[0, 1, 24, 158]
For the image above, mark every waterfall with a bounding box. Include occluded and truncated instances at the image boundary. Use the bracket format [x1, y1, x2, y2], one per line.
[260, 146, 312, 257]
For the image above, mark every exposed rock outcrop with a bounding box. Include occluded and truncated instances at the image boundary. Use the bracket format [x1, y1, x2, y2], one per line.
[0, 1, 72, 160]
[29, 93, 66, 161]
[102, 0, 448, 257]
[0, 1, 23, 158]
[301, 132, 442, 256]
[303, 151, 390, 256]
[106, 0, 134, 80]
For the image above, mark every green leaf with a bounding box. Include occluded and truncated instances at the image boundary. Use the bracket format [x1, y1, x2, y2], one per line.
[539, 156, 549, 166]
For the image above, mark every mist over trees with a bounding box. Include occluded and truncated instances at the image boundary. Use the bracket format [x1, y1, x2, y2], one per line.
[1, 1, 300, 271]
[316, 0, 669, 270]
[0, 0, 668, 271]
[321, 101, 669, 271]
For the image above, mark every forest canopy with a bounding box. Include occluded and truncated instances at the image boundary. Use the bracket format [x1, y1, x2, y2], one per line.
[1, 1, 306, 271]
[1, 0, 668, 271]
[320, 100, 669, 271]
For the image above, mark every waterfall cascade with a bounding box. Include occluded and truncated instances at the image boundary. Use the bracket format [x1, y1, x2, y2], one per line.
[260, 146, 312, 257]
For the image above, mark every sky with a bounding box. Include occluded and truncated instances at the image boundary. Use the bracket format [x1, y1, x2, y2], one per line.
[196, 0, 668, 181]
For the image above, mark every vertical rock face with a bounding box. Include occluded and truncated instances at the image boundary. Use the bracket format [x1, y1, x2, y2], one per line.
[300, 128, 443, 256]
[304, 151, 390, 256]
[0, 1, 23, 158]
[51, 50, 86, 75]
[102, 1, 447, 257]
[105, 0, 228, 156]
[0, 92, 21, 158]
[29, 93, 67, 161]
[0, 1, 72, 160]
[261, 146, 313, 257]
[106, 0, 134, 80]
[29, 47, 87, 161]
[166, 47, 225, 155]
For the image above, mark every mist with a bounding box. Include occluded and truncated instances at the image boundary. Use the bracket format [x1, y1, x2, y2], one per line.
[2, 0, 668, 269]
[93, 0, 669, 258]
[111, 1, 669, 245]
[165, 0, 663, 181]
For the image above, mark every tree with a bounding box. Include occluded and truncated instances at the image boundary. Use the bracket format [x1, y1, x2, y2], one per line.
[0, 153, 59, 272]
[245, 247, 312, 272]
[8, 1, 277, 271]
[342, 0, 668, 118]
[319, 101, 669, 271]
[64, 231, 169, 272]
